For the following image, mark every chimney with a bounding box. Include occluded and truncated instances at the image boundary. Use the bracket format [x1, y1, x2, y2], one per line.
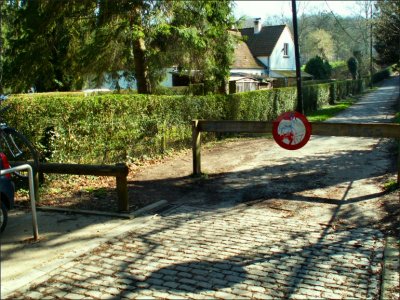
[254, 18, 262, 34]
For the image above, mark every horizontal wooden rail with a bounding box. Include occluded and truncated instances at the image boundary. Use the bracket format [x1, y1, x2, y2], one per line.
[38, 162, 129, 177]
[11, 161, 130, 212]
[192, 120, 400, 186]
[196, 120, 400, 138]
[312, 122, 400, 138]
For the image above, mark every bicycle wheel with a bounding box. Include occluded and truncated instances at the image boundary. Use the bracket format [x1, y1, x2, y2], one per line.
[0, 201, 8, 233]
[0, 127, 39, 178]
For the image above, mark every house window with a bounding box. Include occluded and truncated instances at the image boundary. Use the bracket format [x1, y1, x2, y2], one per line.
[283, 43, 289, 57]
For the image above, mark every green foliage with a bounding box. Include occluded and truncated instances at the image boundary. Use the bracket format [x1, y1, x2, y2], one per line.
[2, 1, 236, 94]
[2, 1, 94, 92]
[373, 0, 400, 65]
[302, 83, 331, 112]
[347, 57, 359, 80]
[6, 78, 369, 164]
[383, 180, 398, 192]
[226, 87, 297, 120]
[330, 61, 347, 69]
[394, 112, 400, 124]
[5, 94, 226, 163]
[371, 67, 392, 84]
[306, 100, 354, 122]
[304, 56, 332, 80]
[331, 61, 351, 80]
[291, 79, 333, 87]
[260, 9, 374, 65]
[302, 29, 335, 61]
[153, 84, 205, 96]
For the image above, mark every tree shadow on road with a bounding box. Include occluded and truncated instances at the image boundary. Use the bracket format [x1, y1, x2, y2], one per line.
[128, 138, 395, 210]
[8, 198, 384, 299]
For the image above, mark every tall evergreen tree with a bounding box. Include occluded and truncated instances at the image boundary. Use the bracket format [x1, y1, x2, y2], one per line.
[304, 56, 332, 80]
[83, 0, 235, 94]
[373, 0, 400, 66]
[3, 0, 235, 94]
[3, 0, 94, 92]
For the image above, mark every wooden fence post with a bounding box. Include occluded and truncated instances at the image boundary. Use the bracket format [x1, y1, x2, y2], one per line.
[398, 144, 400, 187]
[192, 120, 201, 175]
[116, 163, 129, 212]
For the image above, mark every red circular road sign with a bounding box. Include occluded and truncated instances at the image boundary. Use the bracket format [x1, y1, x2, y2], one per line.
[272, 111, 312, 150]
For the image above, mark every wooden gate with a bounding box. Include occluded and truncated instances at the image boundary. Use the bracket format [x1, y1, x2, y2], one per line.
[192, 120, 400, 186]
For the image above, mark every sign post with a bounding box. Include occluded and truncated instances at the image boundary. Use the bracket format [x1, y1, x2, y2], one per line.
[291, 0, 304, 114]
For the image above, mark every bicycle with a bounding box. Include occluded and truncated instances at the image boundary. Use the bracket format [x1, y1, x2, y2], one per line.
[0, 95, 39, 179]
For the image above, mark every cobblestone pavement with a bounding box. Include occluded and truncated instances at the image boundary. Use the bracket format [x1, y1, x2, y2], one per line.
[9, 204, 385, 300]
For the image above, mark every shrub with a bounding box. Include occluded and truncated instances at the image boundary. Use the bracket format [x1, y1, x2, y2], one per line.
[5, 94, 226, 164]
[372, 68, 391, 83]
[302, 83, 331, 112]
[305, 56, 332, 80]
[6, 78, 369, 164]
[347, 57, 359, 80]
[152, 83, 205, 96]
[226, 87, 297, 121]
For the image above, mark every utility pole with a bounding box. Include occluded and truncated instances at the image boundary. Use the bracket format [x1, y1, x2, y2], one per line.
[0, 0, 3, 93]
[370, 1, 373, 87]
[291, 0, 303, 114]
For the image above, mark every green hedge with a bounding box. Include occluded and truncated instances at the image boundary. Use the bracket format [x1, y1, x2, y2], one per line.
[5, 78, 369, 164]
[153, 84, 205, 96]
[5, 94, 226, 163]
[226, 87, 297, 120]
[372, 67, 392, 84]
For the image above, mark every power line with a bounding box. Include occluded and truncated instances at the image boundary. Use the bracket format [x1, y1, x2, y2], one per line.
[324, 0, 357, 43]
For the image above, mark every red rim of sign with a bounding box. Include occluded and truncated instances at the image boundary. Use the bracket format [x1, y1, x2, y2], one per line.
[272, 111, 312, 150]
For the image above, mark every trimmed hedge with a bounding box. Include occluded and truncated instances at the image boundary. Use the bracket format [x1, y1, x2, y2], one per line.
[226, 86, 297, 121]
[5, 94, 227, 163]
[5, 78, 369, 164]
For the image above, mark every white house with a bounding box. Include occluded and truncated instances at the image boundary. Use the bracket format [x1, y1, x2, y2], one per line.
[93, 19, 309, 92]
[231, 19, 311, 81]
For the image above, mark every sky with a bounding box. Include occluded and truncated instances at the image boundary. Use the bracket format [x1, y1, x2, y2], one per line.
[234, 1, 362, 19]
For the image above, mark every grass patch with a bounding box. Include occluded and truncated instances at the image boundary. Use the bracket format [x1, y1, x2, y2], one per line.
[306, 86, 379, 122]
[384, 180, 399, 192]
[306, 100, 354, 122]
[394, 112, 400, 123]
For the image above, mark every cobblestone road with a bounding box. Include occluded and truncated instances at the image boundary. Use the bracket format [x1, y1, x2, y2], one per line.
[10, 204, 384, 300]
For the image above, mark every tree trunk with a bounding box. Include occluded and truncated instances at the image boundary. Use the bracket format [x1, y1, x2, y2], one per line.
[131, 3, 151, 94]
[0, 0, 3, 94]
[133, 37, 151, 94]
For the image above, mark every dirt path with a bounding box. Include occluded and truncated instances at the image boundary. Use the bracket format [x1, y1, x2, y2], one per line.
[129, 76, 399, 234]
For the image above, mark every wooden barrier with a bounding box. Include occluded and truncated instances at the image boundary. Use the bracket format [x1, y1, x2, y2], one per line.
[11, 161, 130, 212]
[192, 120, 400, 185]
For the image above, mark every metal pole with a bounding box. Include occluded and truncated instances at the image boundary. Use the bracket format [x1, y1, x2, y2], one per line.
[0, 0, 3, 93]
[370, 2, 373, 86]
[1, 164, 39, 240]
[291, 0, 303, 114]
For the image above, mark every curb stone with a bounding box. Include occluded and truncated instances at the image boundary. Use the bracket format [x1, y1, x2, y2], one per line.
[0, 199, 169, 298]
[380, 236, 400, 300]
[36, 199, 169, 219]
